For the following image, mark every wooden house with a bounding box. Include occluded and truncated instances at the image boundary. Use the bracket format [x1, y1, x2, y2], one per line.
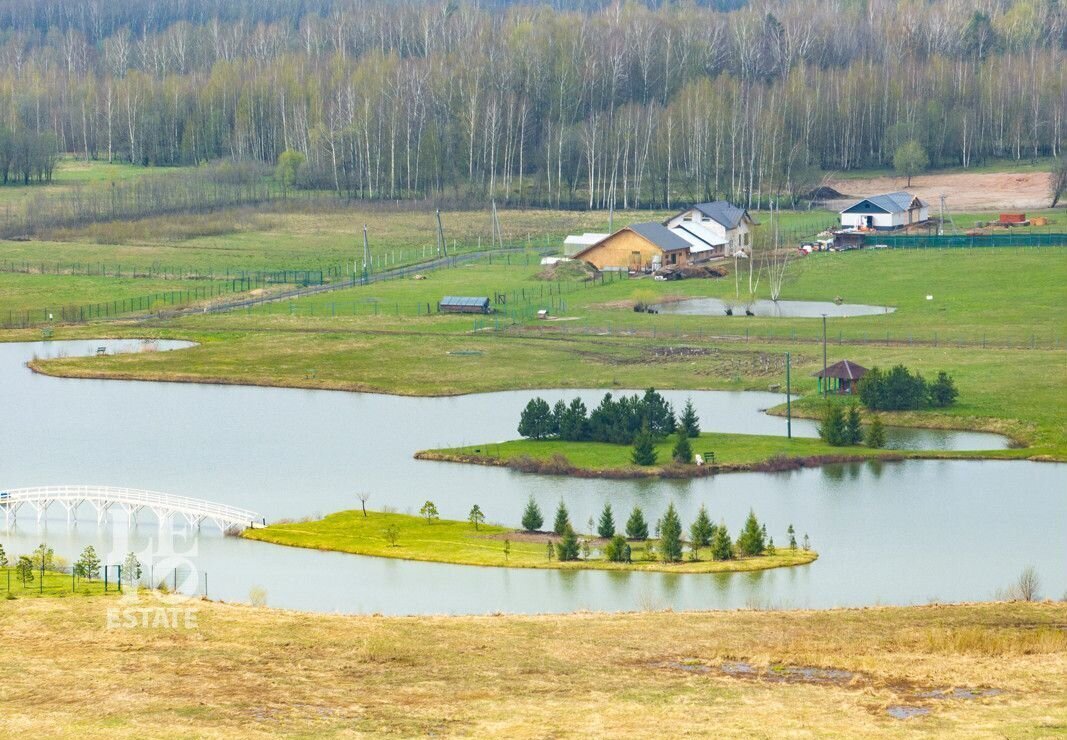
[573, 222, 692, 271]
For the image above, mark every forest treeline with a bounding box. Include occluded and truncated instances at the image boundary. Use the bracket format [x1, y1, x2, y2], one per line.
[0, 0, 1063, 208]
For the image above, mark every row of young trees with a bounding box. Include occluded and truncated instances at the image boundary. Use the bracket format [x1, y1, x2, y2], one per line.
[520, 497, 808, 564]
[0, 126, 59, 184]
[0, 1, 1063, 206]
[0, 542, 143, 587]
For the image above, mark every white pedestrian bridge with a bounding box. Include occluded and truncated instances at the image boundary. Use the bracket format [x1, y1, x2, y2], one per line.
[0, 486, 264, 531]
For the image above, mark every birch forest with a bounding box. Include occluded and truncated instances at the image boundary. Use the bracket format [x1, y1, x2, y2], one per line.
[0, 0, 1064, 208]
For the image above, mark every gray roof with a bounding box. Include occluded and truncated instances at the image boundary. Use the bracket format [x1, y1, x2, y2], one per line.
[841, 191, 927, 215]
[812, 359, 869, 380]
[627, 222, 692, 252]
[439, 296, 489, 307]
[690, 201, 748, 229]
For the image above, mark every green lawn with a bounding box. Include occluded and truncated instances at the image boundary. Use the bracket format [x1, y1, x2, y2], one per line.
[0, 272, 243, 319]
[242, 509, 817, 574]
[0, 566, 114, 598]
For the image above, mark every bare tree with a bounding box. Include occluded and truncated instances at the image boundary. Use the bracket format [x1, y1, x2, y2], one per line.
[357, 492, 370, 517]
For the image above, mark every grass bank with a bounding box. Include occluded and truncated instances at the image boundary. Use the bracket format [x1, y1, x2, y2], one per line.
[242, 510, 816, 574]
[0, 596, 1063, 736]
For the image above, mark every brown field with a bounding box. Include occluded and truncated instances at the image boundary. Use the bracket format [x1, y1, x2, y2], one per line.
[0, 596, 1064, 737]
[828, 170, 1053, 210]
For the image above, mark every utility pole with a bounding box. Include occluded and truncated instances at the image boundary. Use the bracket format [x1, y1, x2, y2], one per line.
[821, 314, 828, 398]
[435, 209, 446, 257]
[361, 225, 370, 285]
[786, 352, 792, 439]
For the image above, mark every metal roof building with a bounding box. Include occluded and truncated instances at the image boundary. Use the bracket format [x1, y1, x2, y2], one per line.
[438, 296, 491, 314]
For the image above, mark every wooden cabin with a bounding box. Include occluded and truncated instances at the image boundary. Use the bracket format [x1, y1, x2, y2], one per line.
[573, 222, 692, 272]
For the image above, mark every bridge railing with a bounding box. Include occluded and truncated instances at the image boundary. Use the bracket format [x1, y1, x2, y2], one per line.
[0, 486, 261, 526]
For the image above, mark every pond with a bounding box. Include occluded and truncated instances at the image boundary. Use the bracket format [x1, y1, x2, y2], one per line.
[0, 339, 1061, 615]
[654, 297, 895, 318]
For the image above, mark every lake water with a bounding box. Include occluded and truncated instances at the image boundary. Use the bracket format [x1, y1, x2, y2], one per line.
[0, 339, 1062, 614]
[655, 297, 895, 318]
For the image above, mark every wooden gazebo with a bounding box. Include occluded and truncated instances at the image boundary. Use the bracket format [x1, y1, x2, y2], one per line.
[812, 360, 869, 395]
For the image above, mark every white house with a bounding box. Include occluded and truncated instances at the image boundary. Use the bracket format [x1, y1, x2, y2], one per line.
[839, 191, 929, 230]
[664, 201, 755, 257]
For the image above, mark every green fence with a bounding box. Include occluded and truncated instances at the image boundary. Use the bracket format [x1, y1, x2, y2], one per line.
[876, 233, 1067, 248]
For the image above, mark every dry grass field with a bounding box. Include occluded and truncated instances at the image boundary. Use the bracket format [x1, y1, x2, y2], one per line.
[0, 596, 1063, 737]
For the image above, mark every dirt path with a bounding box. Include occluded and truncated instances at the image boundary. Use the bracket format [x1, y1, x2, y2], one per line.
[827, 170, 1053, 211]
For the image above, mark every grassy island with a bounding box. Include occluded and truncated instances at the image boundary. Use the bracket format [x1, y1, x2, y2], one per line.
[242, 510, 817, 574]
[417, 431, 1030, 479]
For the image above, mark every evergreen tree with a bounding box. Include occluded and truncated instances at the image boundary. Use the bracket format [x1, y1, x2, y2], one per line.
[641, 388, 676, 438]
[551, 399, 567, 435]
[555, 524, 580, 561]
[625, 507, 649, 540]
[689, 504, 714, 548]
[517, 397, 554, 439]
[803, 533, 811, 551]
[0, 544, 7, 568]
[672, 429, 693, 463]
[679, 398, 701, 437]
[597, 503, 615, 539]
[737, 510, 766, 556]
[74, 545, 101, 579]
[631, 423, 658, 466]
[787, 524, 797, 551]
[553, 500, 571, 536]
[545, 540, 554, 561]
[865, 414, 887, 448]
[817, 403, 848, 446]
[845, 404, 863, 445]
[928, 371, 958, 408]
[521, 497, 544, 532]
[658, 502, 683, 563]
[711, 522, 734, 560]
[767, 536, 776, 555]
[558, 397, 589, 441]
[31, 544, 54, 572]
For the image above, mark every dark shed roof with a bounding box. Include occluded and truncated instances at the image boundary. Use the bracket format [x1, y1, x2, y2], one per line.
[812, 360, 869, 380]
[627, 222, 692, 252]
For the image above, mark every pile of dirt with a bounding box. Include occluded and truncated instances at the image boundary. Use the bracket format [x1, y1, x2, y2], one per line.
[826, 170, 1053, 210]
[536, 260, 598, 282]
[803, 185, 847, 201]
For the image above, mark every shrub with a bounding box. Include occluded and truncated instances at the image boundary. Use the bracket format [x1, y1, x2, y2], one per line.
[672, 430, 693, 463]
[605, 534, 631, 563]
[626, 507, 649, 540]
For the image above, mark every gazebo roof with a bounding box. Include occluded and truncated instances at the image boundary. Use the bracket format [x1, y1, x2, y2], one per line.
[812, 360, 869, 381]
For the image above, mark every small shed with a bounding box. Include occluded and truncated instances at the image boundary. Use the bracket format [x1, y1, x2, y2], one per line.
[439, 296, 490, 314]
[812, 359, 869, 395]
